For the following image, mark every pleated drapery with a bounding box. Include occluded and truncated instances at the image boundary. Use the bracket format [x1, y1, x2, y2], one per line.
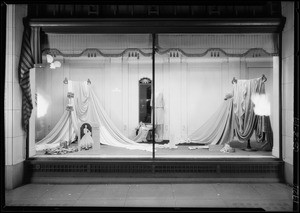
[18, 19, 41, 132]
[30, 27, 42, 64]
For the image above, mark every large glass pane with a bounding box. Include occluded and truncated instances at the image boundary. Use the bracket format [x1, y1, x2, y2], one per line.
[154, 34, 279, 159]
[34, 34, 153, 158]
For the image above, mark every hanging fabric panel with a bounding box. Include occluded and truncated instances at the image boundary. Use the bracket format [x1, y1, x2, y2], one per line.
[18, 25, 35, 131]
[18, 21, 42, 132]
[232, 77, 265, 142]
[30, 27, 42, 64]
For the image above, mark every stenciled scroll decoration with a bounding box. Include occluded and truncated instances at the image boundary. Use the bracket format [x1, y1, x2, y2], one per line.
[42, 47, 277, 59]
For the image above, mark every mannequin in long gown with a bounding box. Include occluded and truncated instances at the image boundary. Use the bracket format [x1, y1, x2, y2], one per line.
[79, 125, 94, 150]
[153, 92, 164, 142]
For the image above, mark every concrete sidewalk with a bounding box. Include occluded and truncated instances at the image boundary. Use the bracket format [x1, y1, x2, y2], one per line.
[5, 183, 293, 211]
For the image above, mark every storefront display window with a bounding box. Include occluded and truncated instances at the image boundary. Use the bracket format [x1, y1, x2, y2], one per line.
[32, 33, 280, 159]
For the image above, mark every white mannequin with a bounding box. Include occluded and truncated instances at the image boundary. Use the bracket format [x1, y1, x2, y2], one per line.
[153, 92, 164, 142]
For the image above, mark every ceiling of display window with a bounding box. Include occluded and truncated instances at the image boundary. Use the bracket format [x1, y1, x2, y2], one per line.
[28, 2, 282, 19]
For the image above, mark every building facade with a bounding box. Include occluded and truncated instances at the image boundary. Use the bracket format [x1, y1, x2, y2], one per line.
[2, 2, 298, 194]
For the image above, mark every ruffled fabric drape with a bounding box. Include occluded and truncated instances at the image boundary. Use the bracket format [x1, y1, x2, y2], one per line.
[36, 81, 152, 152]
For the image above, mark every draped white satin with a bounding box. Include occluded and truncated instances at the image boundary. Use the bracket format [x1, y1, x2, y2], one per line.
[36, 81, 152, 152]
[178, 77, 271, 147]
[177, 97, 234, 146]
[233, 78, 265, 141]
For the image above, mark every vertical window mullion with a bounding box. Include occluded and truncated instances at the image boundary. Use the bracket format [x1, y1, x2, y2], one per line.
[152, 33, 156, 159]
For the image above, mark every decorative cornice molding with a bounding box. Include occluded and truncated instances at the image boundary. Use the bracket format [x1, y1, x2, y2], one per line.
[42, 47, 277, 58]
[42, 48, 152, 58]
[157, 47, 277, 57]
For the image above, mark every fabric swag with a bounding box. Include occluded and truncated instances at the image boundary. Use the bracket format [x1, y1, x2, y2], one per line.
[18, 20, 41, 131]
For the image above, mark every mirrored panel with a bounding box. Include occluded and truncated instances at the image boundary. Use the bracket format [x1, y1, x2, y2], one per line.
[139, 77, 152, 124]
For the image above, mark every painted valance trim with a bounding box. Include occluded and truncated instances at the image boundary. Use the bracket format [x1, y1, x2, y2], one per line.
[42, 47, 277, 58]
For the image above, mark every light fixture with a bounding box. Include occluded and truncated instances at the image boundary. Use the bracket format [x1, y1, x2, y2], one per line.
[251, 93, 271, 116]
[37, 93, 49, 118]
[46, 54, 61, 69]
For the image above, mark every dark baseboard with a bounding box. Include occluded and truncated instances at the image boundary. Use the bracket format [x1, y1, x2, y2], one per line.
[25, 158, 284, 184]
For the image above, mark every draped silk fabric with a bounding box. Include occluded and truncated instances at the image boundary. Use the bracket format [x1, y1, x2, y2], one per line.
[233, 78, 265, 141]
[36, 78, 273, 151]
[179, 77, 273, 149]
[180, 97, 234, 145]
[255, 116, 273, 151]
[79, 126, 94, 149]
[18, 26, 35, 132]
[36, 81, 152, 152]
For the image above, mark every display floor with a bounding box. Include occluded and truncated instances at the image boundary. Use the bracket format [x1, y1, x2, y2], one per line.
[33, 140, 274, 159]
